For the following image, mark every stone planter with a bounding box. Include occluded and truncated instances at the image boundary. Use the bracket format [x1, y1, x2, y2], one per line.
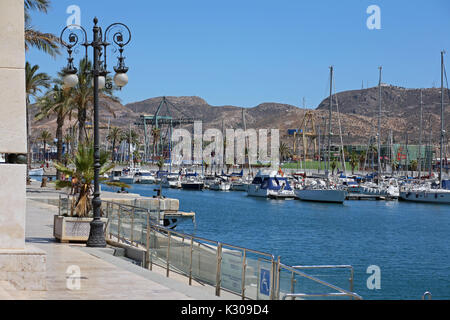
[53, 215, 108, 243]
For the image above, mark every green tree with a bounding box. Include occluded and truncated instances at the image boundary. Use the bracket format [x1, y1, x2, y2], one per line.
[24, 0, 61, 57]
[36, 85, 74, 164]
[122, 129, 139, 163]
[151, 127, 161, 160]
[26, 62, 51, 176]
[106, 127, 122, 162]
[54, 143, 127, 217]
[279, 142, 292, 162]
[410, 159, 418, 172]
[349, 151, 359, 175]
[39, 129, 52, 162]
[331, 160, 337, 175]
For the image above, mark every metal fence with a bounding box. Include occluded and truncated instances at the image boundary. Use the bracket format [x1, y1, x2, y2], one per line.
[58, 195, 362, 300]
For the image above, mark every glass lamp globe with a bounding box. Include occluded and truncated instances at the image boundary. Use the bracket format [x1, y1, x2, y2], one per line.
[63, 74, 79, 88]
[114, 72, 128, 88]
[91, 76, 106, 90]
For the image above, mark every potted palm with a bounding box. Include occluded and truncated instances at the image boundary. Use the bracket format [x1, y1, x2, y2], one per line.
[52, 143, 128, 242]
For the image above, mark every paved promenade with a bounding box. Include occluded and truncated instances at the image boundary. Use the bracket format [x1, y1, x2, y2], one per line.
[0, 183, 239, 300]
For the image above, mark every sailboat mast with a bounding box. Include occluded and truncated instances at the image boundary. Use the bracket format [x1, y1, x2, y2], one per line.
[418, 89, 423, 179]
[327, 66, 333, 178]
[439, 50, 445, 188]
[242, 108, 252, 176]
[377, 66, 382, 184]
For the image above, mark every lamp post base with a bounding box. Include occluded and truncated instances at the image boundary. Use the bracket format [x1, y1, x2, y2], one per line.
[86, 219, 106, 247]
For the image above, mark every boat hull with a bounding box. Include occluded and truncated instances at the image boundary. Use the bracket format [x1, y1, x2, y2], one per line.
[181, 183, 204, 190]
[29, 168, 44, 176]
[295, 189, 347, 203]
[119, 177, 135, 184]
[399, 190, 450, 204]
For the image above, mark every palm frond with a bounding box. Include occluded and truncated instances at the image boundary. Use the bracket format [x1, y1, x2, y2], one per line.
[25, 27, 61, 57]
[55, 180, 73, 189]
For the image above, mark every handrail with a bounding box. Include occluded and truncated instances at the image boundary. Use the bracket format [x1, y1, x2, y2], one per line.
[291, 265, 355, 296]
[77, 197, 362, 301]
[422, 291, 432, 300]
[278, 263, 362, 300]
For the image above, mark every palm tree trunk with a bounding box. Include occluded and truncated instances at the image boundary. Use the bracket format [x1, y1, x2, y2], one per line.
[43, 141, 47, 163]
[78, 108, 86, 145]
[112, 139, 116, 162]
[56, 115, 64, 179]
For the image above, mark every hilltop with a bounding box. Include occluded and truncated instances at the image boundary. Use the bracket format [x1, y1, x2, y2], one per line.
[30, 85, 449, 147]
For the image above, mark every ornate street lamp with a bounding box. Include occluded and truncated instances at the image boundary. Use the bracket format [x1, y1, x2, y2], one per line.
[60, 18, 131, 247]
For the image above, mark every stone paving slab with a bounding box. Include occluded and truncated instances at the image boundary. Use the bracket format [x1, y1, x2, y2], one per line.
[0, 196, 238, 300]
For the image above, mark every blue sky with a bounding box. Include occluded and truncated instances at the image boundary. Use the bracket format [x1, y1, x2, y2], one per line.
[26, 0, 450, 108]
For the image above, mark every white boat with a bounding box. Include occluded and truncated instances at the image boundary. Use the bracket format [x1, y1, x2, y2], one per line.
[247, 170, 296, 199]
[109, 169, 122, 182]
[231, 181, 249, 192]
[29, 168, 44, 176]
[161, 174, 181, 189]
[295, 188, 347, 203]
[203, 175, 217, 189]
[399, 186, 450, 204]
[135, 170, 155, 184]
[346, 181, 399, 198]
[181, 173, 204, 190]
[119, 167, 137, 184]
[210, 178, 231, 191]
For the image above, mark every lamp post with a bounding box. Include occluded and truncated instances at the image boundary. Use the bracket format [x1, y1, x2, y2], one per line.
[60, 18, 131, 247]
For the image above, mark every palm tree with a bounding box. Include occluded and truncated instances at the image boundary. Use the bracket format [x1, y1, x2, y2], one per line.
[331, 160, 337, 175]
[122, 129, 139, 163]
[54, 143, 127, 217]
[69, 58, 93, 144]
[24, 0, 61, 57]
[279, 142, 292, 162]
[36, 85, 74, 164]
[106, 127, 122, 162]
[64, 133, 73, 157]
[39, 130, 52, 162]
[349, 151, 359, 175]
[25, 62, 51, 181]
[410, 160, 418, 173]
[359, 154, 366, 171]
[151, 128, 161, 161]
[68, 58, 118, 145]
[156, 158, 165, 172]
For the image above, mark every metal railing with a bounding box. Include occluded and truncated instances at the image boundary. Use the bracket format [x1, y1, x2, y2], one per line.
[58, 196, 362, 300]
[277, 263, 362, 300]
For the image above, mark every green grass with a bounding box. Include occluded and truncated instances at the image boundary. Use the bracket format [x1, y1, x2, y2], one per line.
[281, 161, 357, 171]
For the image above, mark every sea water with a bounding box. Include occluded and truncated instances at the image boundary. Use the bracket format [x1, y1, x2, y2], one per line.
[102, 183, 450, 300]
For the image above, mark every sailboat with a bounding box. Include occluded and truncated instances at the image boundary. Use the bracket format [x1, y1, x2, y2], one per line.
[399, 51, 450, 204]
[295, 66, 347, 203]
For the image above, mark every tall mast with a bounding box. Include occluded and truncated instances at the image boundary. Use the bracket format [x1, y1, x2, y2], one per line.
[418, 89, 423, 179]
[377, 66, 382, 184]
[439, 51, 445, 188]
[326, 66, 333, 180]
[242, 108, 252, 175]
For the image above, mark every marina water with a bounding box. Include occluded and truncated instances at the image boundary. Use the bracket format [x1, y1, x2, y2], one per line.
[103, 183, 449, 300]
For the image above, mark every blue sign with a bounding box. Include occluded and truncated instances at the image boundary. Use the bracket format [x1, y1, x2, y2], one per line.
[260, 268, 271, 296]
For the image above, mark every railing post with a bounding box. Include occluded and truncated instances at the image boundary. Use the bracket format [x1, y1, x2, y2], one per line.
[241, 249, 247, 300]
[130, 207, 135, 245]
[189, 237, 194, 286]
[145, 211, 152, 270]
[58, 194, 61, 216]
[166, 230, 171, 277]
[117, 205, 122, 243]
[349, 267, 354, 300]
[215, 243, 222, 297]
[290, 271, 297, 300]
